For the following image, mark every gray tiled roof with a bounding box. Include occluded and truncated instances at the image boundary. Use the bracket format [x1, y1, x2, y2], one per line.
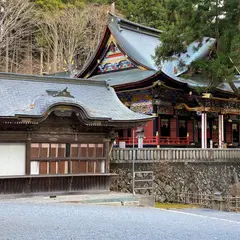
[107, 14, 216, 77]
[0, 73, 152, 122]
[90, 69, 156, 86]
[161, 69, 240, 93]
[90, 15, 240, 94]
[217, 78, 240, 93]
[109, 15, 216, 75]
[82, 14, 216, 89]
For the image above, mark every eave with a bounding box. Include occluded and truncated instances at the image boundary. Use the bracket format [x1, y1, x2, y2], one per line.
[0, 101, 153, 128]
[76, 26, 111, 78]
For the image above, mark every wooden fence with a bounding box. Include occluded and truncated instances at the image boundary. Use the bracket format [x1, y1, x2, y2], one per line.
[176, 192, 240, 212]
[0, 174, 115, 195]
[111, 148, 240, 162]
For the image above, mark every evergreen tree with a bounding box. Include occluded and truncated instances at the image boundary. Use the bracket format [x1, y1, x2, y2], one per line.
[32, 0, 64, 10]
[117, 0, 167, 28]
[154, 0, 240, 96]
[32, 0, 87, 10]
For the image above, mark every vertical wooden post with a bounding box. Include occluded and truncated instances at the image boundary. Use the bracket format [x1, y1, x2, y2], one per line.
[187, 120, 194, 142]
[138, 137, 143, 148]
[104, 139, 110, 173]
[226, 122, 232, 145]
[153, 117, 158, 137]
[218, 114, 224, 148]
[221, 115, 224, 147]
[156, 131, 159, 148]
[26, 140, 31, 175]
[201, 112, 207, 148]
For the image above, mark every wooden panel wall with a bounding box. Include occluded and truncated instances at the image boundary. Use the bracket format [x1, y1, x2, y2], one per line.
[144, 120, 154, 137]
[158, 116, 161, 136]
[170, 118, 177, 138]
[0, 175, 112, 194]
[123, 129, 128, 138]
[226, 123, 232, 143]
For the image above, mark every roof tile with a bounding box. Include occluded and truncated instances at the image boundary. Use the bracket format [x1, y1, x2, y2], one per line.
[0, 73, 152, 122]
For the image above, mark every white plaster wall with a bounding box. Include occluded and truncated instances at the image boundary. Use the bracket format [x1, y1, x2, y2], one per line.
[30, 161, 40, 175]
[101, 160, 105, 173]
[0, 143, 26, 176]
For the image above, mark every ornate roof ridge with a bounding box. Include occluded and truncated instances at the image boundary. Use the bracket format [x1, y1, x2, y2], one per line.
[0, 72, 109, 88]
[108, 13, 162, 37]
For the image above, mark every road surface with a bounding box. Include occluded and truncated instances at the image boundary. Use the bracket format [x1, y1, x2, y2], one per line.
[1, 202, 240, 240]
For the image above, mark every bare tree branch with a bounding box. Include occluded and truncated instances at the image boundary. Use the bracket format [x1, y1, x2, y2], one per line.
[0, 0, 35, 51]
[36, 4, 108, 74]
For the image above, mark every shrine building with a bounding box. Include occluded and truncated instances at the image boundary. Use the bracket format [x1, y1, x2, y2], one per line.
[0, 72, 151, 194]
[76, 13, 240, 149]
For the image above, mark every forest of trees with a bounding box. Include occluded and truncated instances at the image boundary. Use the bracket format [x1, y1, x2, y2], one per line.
[0, 0, 240, 94]
[0, 0, 111, 75]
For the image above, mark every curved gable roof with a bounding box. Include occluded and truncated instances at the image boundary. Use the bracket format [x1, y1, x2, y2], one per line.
[77, 14, 216, 89]
[0, 73, 152, 124]
[108, 14, 216, 76]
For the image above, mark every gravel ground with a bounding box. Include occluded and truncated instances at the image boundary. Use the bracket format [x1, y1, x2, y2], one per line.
[0, 202, 240, 240]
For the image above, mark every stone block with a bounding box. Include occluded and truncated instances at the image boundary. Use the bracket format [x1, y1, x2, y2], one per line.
[122, 201, 140, 206]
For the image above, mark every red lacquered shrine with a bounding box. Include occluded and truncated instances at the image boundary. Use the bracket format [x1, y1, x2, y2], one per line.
[76, 13, 240, 148]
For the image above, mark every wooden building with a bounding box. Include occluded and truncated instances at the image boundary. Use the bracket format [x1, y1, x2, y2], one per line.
[76, 13, 240, 148]
[0, 72, 151, 194]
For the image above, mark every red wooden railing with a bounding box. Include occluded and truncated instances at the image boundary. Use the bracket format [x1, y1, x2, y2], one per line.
[116, 137, 138, 145]
[158, 136, 190, 145]
[116, 136, 190, 146]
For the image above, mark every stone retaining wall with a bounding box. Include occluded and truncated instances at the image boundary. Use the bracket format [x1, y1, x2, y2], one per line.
[110, 161, 240, 202]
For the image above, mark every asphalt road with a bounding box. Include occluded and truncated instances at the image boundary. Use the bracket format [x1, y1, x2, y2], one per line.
[1, 203, 240, 240]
